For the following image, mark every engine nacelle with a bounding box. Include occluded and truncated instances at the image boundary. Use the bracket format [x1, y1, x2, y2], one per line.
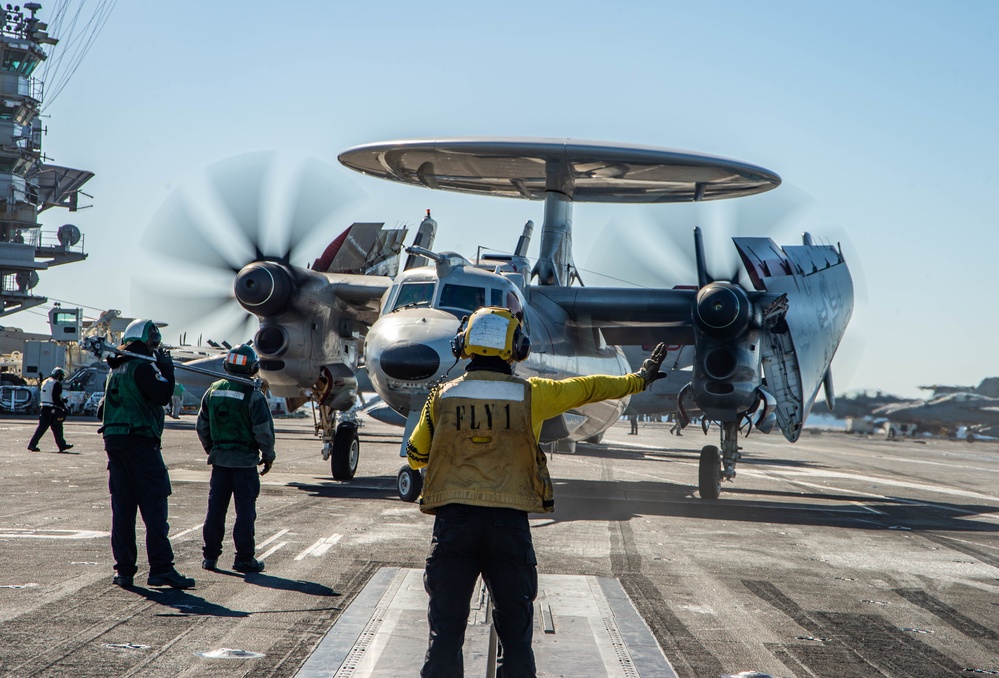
[694, 282, 751, 339]
[234, 261, 294, 317]
[235, 261, 359, 401]
[690, 283, 763, 422]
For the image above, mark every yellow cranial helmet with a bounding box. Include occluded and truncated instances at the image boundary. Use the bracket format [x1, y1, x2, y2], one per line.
[452, 306, 531, 362]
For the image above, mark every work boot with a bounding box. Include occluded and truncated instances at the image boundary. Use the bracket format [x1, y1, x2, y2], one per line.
[27, 445, 40, 452]
[202, 558, 217, 571]
[147, 568, 195, 589]
[58, 444, 75, 453]
[112, 574, 134, 587]
[233, 558, 265, 573]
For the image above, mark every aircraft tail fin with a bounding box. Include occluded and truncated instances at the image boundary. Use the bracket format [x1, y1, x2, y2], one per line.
[514, 220, 533, 257]
[404, 211, 438, 270]
[312, 222, 408, 276]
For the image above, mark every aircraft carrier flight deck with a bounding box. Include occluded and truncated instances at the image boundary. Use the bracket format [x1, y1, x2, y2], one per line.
[1, 414, 997, 677]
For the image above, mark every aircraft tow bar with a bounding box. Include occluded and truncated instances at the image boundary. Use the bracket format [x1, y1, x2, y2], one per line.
[80, 337, 263, 390]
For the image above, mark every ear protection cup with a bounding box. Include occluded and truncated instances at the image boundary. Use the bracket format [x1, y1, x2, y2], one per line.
[451, 316, 469, 359]
[511, 325, 531, 362]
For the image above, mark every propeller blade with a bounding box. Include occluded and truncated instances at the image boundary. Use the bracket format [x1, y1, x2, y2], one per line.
[693, 226, 710, 288]
[138, 153, 362, 349]
[584, 212, 700, 288]
[214, 308, 258, 346]
[283, 157, 354, 264]
[131, 279, 239, 340]
[206, 151, 274, 263]
[142, 190, 240, 274]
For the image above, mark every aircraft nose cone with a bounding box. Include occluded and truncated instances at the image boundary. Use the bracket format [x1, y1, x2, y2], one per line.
[379, 342, 441, 381]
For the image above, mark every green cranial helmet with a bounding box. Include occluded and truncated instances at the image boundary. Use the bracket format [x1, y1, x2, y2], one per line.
[224, 344, 259, 376]
[121, 319, 162, 348]
[50, 367, 65, 380]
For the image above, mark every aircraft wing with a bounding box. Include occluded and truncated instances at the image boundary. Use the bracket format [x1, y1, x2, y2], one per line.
[735, 237, 854, 442]
[324, 273, 393, 327]
[532, 236, 853, 443]
[529, 286, 697, 345]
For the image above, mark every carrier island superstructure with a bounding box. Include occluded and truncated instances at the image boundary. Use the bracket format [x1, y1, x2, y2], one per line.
[0, 2, 93, 318]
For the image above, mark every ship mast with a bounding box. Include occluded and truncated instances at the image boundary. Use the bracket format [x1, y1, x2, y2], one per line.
[0, 2, 94, 318]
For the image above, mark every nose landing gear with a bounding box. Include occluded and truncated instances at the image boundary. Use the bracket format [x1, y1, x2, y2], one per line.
[398, 465, 423, 503]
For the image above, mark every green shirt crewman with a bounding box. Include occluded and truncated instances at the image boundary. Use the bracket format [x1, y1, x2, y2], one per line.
[197, 344, 275, 574]
[103, 319, 195, 590]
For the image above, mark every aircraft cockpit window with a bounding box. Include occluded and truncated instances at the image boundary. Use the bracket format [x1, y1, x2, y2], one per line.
[392, 281, 435, 310]
[439, 284, 485, 316]
[490, 289, 503, 306]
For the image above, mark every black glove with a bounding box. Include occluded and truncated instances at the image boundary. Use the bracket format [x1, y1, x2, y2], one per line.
[153, 348, 174, 374]
[259, 459, 273, 476]
[635, 343, 668, 390]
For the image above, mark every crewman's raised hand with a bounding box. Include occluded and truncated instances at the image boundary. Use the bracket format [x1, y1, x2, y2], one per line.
[636, 342, 668, 390]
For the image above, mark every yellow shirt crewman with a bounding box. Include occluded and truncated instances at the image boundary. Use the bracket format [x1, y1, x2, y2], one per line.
[407, 306, 667, 677]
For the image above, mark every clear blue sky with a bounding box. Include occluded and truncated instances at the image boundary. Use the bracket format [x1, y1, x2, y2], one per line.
[14, 0, 999, 398]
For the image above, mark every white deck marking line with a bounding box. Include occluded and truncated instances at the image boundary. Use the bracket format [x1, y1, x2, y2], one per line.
[258, 542, 287, 560]
[787, 479, 999, 523]
[851, 501, 887, 515]
[257, 528, 289, 549]
[295, 539, 324, 560]
[309, 534, 343, 557]
[748, 466, 999, 503]
[295, 538, 325, 560]
[0, 529, 108, 539]
[169, 524, 204, 541]
[295, 534, 342, 560]
[295, 534, 343, 560]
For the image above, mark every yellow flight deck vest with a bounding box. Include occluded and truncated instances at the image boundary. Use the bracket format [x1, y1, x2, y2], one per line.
[419, 371, 554, 515]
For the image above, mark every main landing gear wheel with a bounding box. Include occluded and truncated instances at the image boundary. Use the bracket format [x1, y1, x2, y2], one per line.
[331, 422, 359, 480]
[398, 465, 423, 503]
[698, 445, 722, 500]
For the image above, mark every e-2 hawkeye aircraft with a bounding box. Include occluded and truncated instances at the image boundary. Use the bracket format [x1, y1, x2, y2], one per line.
[330, 138, 855, 500]
[159, 140, 852, 500]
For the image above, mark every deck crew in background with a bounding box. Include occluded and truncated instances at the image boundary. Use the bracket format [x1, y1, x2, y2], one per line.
[169, 381, 185, 419]
[101, 319, 194, 590]
[197, 344, 274, 575]
[27, 366, 73, 452]
[407, 306, 667, 677]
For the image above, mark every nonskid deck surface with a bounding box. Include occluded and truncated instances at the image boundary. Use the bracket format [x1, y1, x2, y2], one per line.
[297, 567, 677, 677]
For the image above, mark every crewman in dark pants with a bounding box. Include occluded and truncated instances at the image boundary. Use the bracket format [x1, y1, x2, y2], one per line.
[407, 306, 667, 677]
[101, 319, 194, 589]
[28, 367, 73, 452]
[197, 344, 274, 574]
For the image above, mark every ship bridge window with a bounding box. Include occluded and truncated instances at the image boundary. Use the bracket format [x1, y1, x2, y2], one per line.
[392, 281, 435, 311]
[439, 283, 485, 316]
[1, 55, 21, 72]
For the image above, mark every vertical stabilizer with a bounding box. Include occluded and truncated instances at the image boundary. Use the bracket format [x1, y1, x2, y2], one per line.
[404, 210, 438, 270]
